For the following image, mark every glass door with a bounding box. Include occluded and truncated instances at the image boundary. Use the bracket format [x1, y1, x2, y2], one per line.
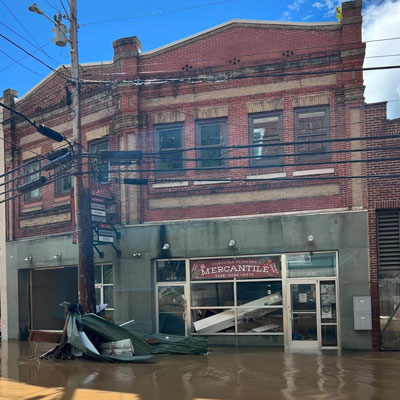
[288, 280, 338, 348]
[288, 282, 319, 348]
[157, 285, 187, 335]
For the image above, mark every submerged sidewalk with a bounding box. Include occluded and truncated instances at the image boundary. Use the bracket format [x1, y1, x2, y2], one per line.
[1, 341, 400, 399]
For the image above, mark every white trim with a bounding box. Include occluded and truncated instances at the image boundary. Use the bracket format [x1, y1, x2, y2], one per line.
[152, 181, 189, 188]
[293, 168, 335, 176]
[194, 180, 231, 185]
[246, 172, 287, 180]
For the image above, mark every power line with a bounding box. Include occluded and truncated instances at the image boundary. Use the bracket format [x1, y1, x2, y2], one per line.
[0, 32, 70, 80]
[80, 64, 400, 87]
[0, 48, 45, 77]
[0, 1, 63, 69]
[80, 0, 234, 26]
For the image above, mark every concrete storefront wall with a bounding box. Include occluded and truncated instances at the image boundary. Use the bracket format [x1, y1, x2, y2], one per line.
[6, 211, 370, 349]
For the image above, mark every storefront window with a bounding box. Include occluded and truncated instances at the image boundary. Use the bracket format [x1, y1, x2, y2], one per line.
[237, 308, 283, 333]
[236, 281, 282, 306]
[191, 282, 234, 307]
[287, 252, 336, 278]
[156, 260, 186, 282]
[190, 256, 283, 335]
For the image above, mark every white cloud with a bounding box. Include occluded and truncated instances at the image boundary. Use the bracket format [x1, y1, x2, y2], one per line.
[312, 0, 341, 16]
[288, 0, 306, 11]
[363, 0, 400, 119]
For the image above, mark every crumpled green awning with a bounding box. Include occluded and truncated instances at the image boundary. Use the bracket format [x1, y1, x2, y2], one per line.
[67, 313, 153, 363]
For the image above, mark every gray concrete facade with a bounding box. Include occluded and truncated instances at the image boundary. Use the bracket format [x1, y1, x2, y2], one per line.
[4, 209, 370, 349]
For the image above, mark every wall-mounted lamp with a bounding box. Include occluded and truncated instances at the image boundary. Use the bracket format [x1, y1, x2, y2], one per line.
[307, 235, 315, 243]
[132, 253, 142, 258]
[53, 253, 62, 260]
[24, 255, 32, 262]
[162, 243, 170, 251]
[228, 240, 236, 247]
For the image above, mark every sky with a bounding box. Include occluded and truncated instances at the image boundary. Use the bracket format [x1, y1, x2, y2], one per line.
[0, 0, 399, 118]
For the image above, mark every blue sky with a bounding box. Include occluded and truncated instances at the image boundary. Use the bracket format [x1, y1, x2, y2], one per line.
[0, 0, 399, 118]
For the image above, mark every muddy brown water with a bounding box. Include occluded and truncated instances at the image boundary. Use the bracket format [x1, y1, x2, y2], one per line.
[1, 341, 400, 399]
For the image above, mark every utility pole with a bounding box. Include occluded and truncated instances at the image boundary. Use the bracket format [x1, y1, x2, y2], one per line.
[69, 0, 95, 313]
[29, 1, 95, 313]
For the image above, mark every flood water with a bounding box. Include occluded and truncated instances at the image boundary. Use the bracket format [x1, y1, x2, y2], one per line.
[1, 341, 400, 400]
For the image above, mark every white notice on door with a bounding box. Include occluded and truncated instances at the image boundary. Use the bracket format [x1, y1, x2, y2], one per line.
[299, 293, 307, 303]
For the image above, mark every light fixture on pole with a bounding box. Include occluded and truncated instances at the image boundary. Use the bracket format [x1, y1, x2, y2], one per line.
[28, 4, 68, 47]
[162, 243, 170, 251]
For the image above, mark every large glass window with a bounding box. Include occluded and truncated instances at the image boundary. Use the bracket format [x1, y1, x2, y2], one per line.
[24, 160, 41, 200]
[190, 256, 283, 335]
[294, 106, 330, 161]
[249, 112, 283, 165]
[95, 263, 114, 320]
[196, 118, 227, 168]
[90, 140, 110, 183]
[287, 252, 336, 278]
[154, 123, 184, 172]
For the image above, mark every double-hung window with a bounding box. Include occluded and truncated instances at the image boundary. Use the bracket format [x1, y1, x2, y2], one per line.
[55, 169, 72, 195]
[249, 112, 283, 166]
[196, 118, 227, 168]
[294, 106, 330, 161]
[90, 140, 110, 183]
[24, 160, 41, 200]
[154, 123, 184, 172]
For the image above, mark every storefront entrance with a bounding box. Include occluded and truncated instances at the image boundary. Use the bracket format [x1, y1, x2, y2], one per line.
[287, 279, 338, 349]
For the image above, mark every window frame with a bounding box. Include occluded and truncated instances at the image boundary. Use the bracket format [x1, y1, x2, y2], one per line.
[95, 263, 114, 318]
[195, 118, 228, 169]
[90, 139, 110, 183]
[294, 106, 330, 161]
[249, 111, 284, 166]
[154, 122, 185, 173]
[54, 165, 73, 196]
[24, 159, 42, 201]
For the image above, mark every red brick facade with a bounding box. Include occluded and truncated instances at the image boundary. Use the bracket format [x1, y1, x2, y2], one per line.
[1, 0, 365, 238]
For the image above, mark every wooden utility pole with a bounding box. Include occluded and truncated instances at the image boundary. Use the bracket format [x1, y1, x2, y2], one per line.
[69, 0, 96, 313]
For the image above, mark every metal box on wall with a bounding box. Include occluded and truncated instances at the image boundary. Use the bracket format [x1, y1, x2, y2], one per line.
[353, 296, 372, 330]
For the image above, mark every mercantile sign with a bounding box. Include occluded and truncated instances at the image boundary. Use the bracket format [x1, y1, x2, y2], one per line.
[190, 256, 281, 280]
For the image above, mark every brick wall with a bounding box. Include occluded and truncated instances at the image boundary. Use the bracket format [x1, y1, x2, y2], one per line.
[365, 102, 400, 350]
[2, 1, 365, 237]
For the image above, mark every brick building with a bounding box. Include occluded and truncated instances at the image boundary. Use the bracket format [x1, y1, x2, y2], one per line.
[365, 102, 400, 350]
[1, 0, 373, 349]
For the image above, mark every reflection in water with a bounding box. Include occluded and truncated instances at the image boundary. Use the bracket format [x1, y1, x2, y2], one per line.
[1, 342, 400, 400]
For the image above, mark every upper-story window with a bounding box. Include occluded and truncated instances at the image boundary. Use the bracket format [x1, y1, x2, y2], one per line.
[294, 106, 330, 161]
[154, 123, 184, 172]
[24, 160, 41, 200]
[196, 118, 227, 168]
[249, 112, 283, 166]
[90, 140, 110, 183]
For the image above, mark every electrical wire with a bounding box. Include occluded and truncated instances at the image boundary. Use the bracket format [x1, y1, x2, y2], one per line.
[0, 33, 70, 81]
[0, 2, 65, 70]
[80, 0, 234, 26]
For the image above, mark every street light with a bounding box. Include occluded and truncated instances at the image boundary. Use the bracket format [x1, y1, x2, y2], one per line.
[28, 3, 68, 47]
